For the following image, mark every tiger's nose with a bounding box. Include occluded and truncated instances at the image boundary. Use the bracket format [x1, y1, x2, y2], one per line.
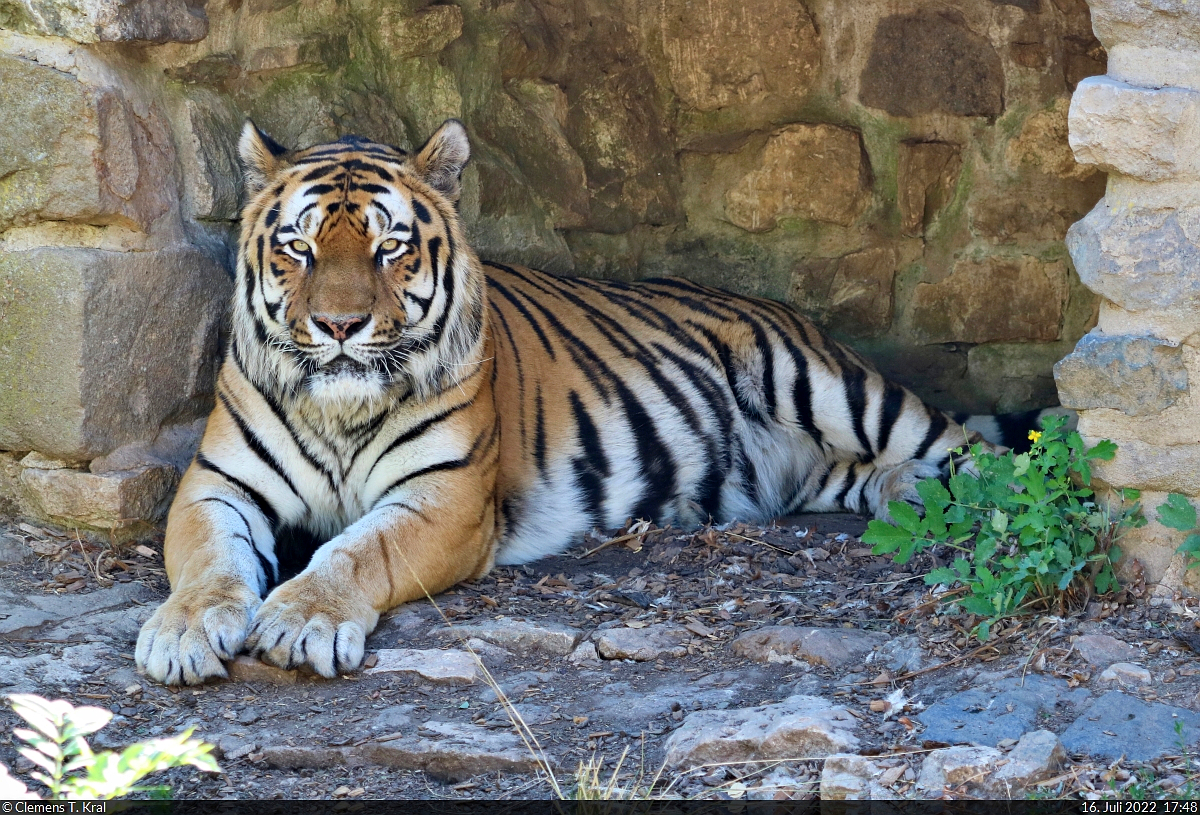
[312, 314, 368, 341]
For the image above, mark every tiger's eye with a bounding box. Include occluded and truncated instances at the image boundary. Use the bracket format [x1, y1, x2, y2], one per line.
[290, 239, 311, 254]
[379, 238, 401, 252]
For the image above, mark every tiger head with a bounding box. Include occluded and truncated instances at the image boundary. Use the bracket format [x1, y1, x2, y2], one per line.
[232, 120, 485, 412]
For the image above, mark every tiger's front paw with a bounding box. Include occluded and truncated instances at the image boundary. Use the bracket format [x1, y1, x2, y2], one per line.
[245, 574, 376, 678]
[135, 582, 261, 686]
[871, 459, 943, 521]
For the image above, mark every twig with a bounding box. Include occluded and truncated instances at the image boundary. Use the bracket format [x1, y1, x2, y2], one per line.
[576, 531, 646, 559]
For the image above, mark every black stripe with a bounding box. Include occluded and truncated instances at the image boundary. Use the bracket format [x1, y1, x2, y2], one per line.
[487, 277, 556, 359]
[368, 398, 474, 483]
[218, 392, 303, 500]
[913, 412, 950, 461]
[412, 199, 431, 223]
[534, 386, 547, 475]
[835, 464, 859, 507]
[196, 453, 280, 528]
[191, 496, 276, 587]
[842, 367, 873, 460]
[875, 381, 907, 458]
[569, 391, 609, 528]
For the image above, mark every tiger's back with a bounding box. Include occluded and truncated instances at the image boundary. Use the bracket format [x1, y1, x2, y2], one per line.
[485, 262, 968, 564]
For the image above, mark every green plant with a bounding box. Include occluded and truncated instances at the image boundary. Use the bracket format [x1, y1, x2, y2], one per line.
[1156, 493, 1200, 569]
[5, 693, 219, 799]
[863, 414, 1144, 641]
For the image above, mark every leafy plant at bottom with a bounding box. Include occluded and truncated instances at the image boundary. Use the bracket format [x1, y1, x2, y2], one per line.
[1155, 492, 1200, 570]
[863, 414, 1144, 641]
[4, 693, 219, 799]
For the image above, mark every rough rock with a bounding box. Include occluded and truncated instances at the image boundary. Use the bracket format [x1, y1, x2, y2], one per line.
[595, 624, 690, 661]
[909, 256, 1068, 344]
[1055, 333, 1188, 417]
[917, 675, 1079, 746]
[731, 626, 889, 669]
[916, 746, 1005, 796]
[364, 649, 478, 684]
[1099, 662, 1153, 685]
[860, 10, 1004, 118]
[0, 643, 108, 691]
[5, 0, 208, 43]
[658, 0, 820, 122]
[0, 583, 153, 636]
[1009, 98, 1096, 181]
[790, 248, 897, 337]
[584, 677, 738, 731]
[1091, 439, 1200, 496]
[568, 642, 601, 666]
[357, 721, 544, 781]
[0, 534, 33, 566]
[898, 141, 962, 237]
[226, 656, 300, 686]
[432, 618, 582, 656]
[873, 634, 928, 674]
[725, 125, 870, 231]
[1067, 205, 1200, 315]
[175, 92, 243, 221]
[1072, 632, 1140, 667]
[1070, 77, 1200, 182]
[0, 245, 231, 462]
[1060, 691, 1200, 762]
[663, 695, 859, 769]
[20, 463, 178, 530]
[820, 754, 900, 800]
[990, 730, 1067, 794]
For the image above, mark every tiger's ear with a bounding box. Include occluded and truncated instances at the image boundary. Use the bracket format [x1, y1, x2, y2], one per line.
[411, 119, 470, 203]
[238, 121, 290, 194]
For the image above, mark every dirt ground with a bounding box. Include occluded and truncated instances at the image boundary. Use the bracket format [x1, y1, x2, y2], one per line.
[3, 513, 1200, 800]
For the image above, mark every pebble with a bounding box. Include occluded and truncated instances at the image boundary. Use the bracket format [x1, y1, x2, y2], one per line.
[364, 648, 478, 684]
[990, 730, 1066, 793]
[1099, 662, 1152, 686]
[916, 746, 1005, 795]
[732, 626, 888, 669]
[595, 623, 690, 661]
[664, 694, 859, 769]
[432, 618, 583, 655]
[1074, 633, 1138, 668]
[226, 655, 299, 685]
[820, 754, 900, 800]
[567, 641, 601, 665]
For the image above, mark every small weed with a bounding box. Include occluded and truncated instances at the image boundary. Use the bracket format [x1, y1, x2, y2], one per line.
[3, 693, 218, 799]
[1155, 493, 1200, 569]
[864, 414, 1144, 641]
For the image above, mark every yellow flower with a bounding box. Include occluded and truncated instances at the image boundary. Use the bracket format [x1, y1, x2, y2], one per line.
[1028, 430, 1042, 443]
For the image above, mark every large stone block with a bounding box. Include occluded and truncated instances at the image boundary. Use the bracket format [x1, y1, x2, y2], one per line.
[860, 10, 1003, 119]
[1055, 332, 1188, 416]
[5, 0, 207, 43]
[0, 55, 177, 235]
[20, 460, 178, 530]
[0, 245, 229, 460]
[725, 124, 870, 231]
[898, 141, 962, 237]
[1070, 77, 1200, 182]
[790, 248, 896, 336]
[658, 0, 820, 126]
[1067, 203, 1200, 313]
[1087, 0, 1200, 87]
[909, 256, 1068, 344]
[1092, 439, 1200, 495]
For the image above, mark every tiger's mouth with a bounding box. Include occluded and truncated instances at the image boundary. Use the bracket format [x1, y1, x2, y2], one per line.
[322, 355, 369, 375]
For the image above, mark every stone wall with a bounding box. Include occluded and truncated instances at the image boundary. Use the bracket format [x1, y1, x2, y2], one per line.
[1055, 0, 1200, 591]
[0, 0, 1106, 530]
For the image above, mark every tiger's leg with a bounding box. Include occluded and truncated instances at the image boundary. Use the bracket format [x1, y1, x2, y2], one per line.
[135, 465, 275, 685]
[244, 491, 495, 677]
[796, 458, 944, 520]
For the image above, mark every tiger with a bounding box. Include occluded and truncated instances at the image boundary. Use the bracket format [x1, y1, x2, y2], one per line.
[135, 119, 1058, 685]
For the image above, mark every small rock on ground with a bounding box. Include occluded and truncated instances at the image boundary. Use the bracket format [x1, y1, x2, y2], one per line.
[226, 655, 299, 685]
[917, 675, 1078, 747]
[1099, 662, 1152, 686]
[664, 694, 858, 769]
[595, 623, 690, 661]
[433, 618, 582, 655]
[990, 730, 1066, 796]
[1075, 633, 1138, 668]
[820, 754, 900, 800]
[732, 626, 888, 669]
[917, 745, 1004, 796]
[365, 649, 478, 684]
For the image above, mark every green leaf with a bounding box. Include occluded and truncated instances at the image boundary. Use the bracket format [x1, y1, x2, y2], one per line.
[916, 478, 952, 510]
[863, 520, 911, 554]
[990, 510, 1009, 534]
[1086, 439, 1118, 461]
[927, 567, 958, 585]
[1177, 533, 1200, 555]
[888, 501, 924, 535]
[1158, 494, 1198, 532]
